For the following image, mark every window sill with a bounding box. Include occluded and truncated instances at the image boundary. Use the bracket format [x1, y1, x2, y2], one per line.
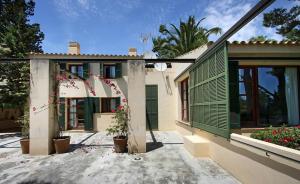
[100, 112, 116, 115]
[176, 120, 191, 126]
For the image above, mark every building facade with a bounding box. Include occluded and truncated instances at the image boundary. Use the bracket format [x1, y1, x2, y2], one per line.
[46, 42, 177, 132]
[175, 41, 300, 137]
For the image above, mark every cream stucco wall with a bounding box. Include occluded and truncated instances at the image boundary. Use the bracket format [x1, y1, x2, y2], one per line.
[145, 68, 177, 130]
[59, 62, 178, 131]
[176, 122, 300, 184]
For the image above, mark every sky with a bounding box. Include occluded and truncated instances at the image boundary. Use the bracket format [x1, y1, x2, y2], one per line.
[30, 0, 298, 56]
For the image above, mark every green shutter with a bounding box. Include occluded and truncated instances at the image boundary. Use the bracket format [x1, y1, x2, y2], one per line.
[83, 63, 89, 79]
[116, 97, 121, 107]
[84, 98, 93, 130]
[189, 43, 230, 138]
[94, 98, 100, 113]
[99, 63, 104, 78]
[115, 63, 122, 78]
[229, 61, 240, 129]
[60, 63, 66, 71]
[58, 98, 65, 130]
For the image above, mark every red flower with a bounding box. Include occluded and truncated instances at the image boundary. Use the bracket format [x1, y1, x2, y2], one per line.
[296, 125, 300, 129]
[111, 109, 116, 113]
[272, 130, 277, 135]
[122, 98, 127, 102]
[264, 138, 272, 143]
[118, 105, 123, 110]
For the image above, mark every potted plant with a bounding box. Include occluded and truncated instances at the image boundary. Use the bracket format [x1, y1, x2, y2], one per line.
[18, 104, 30, 154]
[106, 105, 129, 153]
[53, 125, 70, 154]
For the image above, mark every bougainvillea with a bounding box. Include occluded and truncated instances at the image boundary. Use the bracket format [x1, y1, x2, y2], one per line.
[250, 126, 300, 150]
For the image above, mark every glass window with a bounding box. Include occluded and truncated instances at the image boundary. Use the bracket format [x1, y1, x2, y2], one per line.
[181, 78, 189, 121]
[69, 65, 83, 78]
[239, 68, 255, 127]
[101, 97, 120, 113]
[104, 65, 116, 78]
[258, 67, 288, 126]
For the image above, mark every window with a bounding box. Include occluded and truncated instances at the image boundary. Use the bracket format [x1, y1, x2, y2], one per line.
[181, 78, 189, 121]
[101, 97, 120, 113]
[104, 65, 116, 78]
[101, 63, 122, 79]
[239, 66, 299, 127]
[69, 65, 83, 78]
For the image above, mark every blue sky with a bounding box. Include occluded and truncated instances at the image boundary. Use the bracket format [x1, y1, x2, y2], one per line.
[30, 0, 297, 55]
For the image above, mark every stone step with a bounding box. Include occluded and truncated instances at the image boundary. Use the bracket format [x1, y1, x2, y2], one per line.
[183, 135, 210, 157]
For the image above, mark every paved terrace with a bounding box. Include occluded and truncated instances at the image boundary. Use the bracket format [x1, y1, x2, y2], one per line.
[0, 131, 239, 184]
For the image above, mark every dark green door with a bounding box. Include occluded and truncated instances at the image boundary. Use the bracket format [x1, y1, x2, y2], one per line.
[146, 85, 158, 130]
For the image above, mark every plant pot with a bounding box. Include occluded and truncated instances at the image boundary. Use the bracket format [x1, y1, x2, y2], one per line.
[53, 136, 70, 154]
[113, 136, 128, 153]
[20, 138, 30, 154]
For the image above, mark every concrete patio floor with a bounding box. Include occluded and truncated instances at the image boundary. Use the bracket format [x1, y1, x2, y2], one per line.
[0, 131, 239, 184]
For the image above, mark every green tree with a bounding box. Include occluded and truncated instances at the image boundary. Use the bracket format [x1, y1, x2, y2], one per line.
[152, 16, 221, 58]
[263, 3, 300, 41]
[0, 0, 44, 109]
[248, 35, 277, 42]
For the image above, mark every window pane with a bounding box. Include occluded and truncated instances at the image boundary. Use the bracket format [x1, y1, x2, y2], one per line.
[239, 68, 252, 81]
[111, 98, 117, 111]
[258, 67, 287, 126]
[71, 66, 77, 74]
[110, 66, 116, 78]
[78, 66, 83, 78]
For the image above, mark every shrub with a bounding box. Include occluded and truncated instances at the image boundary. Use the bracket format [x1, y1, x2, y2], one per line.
[250, 125, 300, 150]
[106, 105, 129, 139]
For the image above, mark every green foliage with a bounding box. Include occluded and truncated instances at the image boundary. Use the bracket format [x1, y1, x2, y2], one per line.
[17, 102, 29, 138]
[152, 16, 221, 58]
[250, 125, 300, 150]
[248, 35, 276, 42]
[263, 3, 300, 41]
[106, 105, 129, 138]
[0, 0, 44, 109]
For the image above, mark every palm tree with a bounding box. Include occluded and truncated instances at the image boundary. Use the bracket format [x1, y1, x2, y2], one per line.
[152, 16, 221, 58]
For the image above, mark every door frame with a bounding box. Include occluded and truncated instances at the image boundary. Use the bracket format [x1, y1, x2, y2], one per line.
[66, 98, 85, 130]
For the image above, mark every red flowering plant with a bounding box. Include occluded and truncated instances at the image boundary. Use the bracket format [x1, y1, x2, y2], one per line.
[106, 104, 129, 139]
[250, 125, 300, 150]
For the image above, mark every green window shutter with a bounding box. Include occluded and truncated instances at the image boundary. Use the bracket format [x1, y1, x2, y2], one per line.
[116, 97, 121, 107]
[229, 61, 240, 129]
[58, 98, 65, 130]
[84, 98, 93, 130]
[83, 63, 89, 79]
[99, 63, 104, 78]
[94, 98, 100, 113]
[115, 63, 122, 78]
[189, 43, 230, 138]
[60, 63, 66, 71]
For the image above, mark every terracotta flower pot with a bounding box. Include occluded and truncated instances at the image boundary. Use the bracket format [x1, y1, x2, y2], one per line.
[53, 136, 70, 154]
[20, 138, 30, 154]
[113, 136, 128, 153]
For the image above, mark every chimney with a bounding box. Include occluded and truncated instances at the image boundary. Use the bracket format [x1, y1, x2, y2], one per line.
[128, 48, 137, 56]
[68, 41, 80, 54]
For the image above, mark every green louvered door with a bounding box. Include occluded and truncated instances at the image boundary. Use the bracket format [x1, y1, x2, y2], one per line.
[189, 43, 230, 138]
[146, 85, 158, 130]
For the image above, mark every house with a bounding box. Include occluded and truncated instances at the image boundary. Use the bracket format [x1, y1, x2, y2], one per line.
[30, 42, 178, 133]
[29, 40, 300, 136]
[174, 41, 300, 138]
[173, 40, 300, 184]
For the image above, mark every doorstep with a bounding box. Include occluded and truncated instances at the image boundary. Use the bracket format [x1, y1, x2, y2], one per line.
[183, 135, 210, 157]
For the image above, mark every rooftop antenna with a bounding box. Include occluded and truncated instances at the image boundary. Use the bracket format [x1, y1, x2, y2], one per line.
[140, 33, 151, 55]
